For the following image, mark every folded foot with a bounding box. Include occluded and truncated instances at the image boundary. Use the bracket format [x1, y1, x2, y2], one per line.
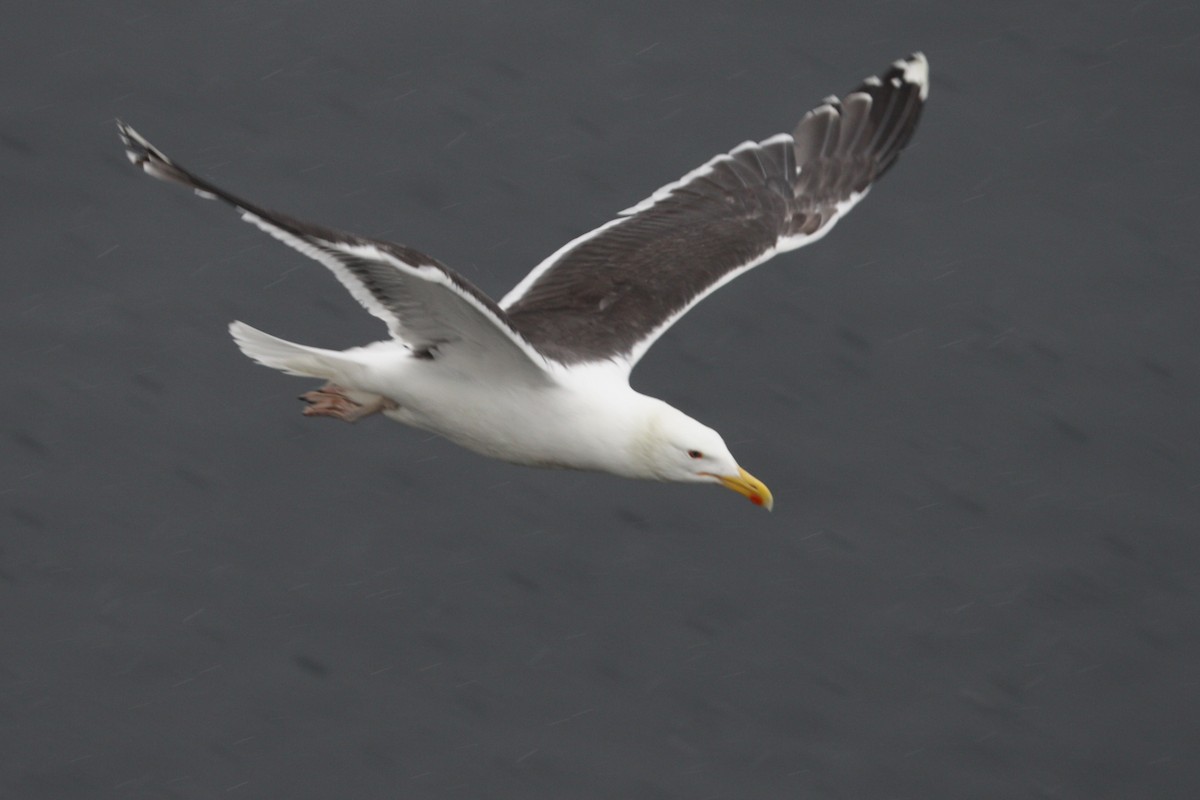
[299, 383, 395, 423]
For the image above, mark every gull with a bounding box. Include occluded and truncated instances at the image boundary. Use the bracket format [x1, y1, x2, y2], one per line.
[118, 53, 928, 509]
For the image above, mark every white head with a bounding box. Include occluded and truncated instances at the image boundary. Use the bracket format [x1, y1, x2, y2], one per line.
[631, 400, 773, 510]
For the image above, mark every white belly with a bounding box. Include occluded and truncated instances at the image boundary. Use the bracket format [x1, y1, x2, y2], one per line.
[380, 383, 575, 465]
[351, 366, 598, 471]
[339, 345, 647, 476]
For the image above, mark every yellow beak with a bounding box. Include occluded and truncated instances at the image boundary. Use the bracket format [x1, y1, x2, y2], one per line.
[715, 467, 774, 511]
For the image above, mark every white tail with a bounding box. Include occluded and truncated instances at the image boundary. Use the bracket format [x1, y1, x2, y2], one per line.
[228, 321, 352, 380]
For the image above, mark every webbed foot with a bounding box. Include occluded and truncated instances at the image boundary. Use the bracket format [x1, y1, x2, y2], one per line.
[299, 383, 395, 423]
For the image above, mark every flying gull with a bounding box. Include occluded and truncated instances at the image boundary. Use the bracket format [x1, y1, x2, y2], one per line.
[118, 53, 928, 510]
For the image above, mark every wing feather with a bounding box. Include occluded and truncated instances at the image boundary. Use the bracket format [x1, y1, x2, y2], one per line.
[501, 53, 929, 373]
[118, 122, 555, 382]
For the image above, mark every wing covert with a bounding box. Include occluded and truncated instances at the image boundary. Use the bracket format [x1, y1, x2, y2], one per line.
[500, 53, 928, 372]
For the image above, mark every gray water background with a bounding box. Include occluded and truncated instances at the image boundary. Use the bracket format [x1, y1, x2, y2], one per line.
[3, 2, 1199, 797]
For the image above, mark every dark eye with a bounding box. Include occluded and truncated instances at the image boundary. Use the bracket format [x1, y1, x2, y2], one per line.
[687, 449, 704, 459]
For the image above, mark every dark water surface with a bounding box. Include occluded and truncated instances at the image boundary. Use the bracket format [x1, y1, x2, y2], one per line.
[4, 2, 1199, 797]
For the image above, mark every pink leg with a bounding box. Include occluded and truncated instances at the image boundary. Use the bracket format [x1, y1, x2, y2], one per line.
[299, 383, 395, 423]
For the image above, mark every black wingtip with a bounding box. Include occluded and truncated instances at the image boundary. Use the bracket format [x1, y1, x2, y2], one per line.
[117, 120, 164, 173]
[791, 52, 929, 190]
[116, 120, 220, 200]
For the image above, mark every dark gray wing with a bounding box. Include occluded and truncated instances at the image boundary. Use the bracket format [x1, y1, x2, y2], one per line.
[500, 53, 929, 371]
[118, 122, 556, 382]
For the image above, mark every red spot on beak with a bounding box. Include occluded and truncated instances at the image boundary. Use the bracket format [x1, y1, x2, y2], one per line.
[750, 494, 764, 506]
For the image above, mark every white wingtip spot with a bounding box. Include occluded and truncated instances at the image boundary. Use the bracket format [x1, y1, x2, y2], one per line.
[896, 52, 929, 100]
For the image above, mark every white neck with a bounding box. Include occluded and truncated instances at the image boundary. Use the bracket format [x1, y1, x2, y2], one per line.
[546, 370, 680, 479]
